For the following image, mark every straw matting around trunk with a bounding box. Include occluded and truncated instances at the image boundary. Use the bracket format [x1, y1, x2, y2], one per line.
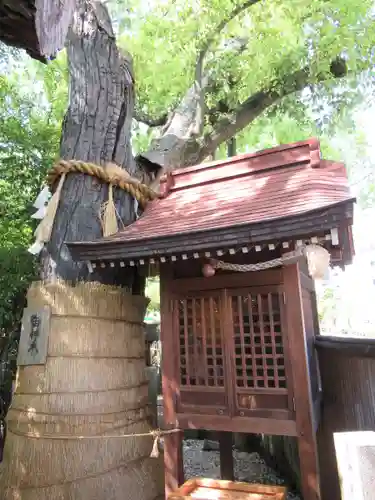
[0, 281, 164, 500]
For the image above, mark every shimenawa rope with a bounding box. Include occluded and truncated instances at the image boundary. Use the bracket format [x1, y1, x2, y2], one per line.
[47, 160, 158, 206]
[209, 244, 331, 279]
[28, 160, 159, 255]
[210, 247, 303, 272]
[8, 426, 181, 459]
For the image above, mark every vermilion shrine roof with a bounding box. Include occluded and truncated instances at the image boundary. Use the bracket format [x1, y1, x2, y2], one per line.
[68, 138, 355, 264]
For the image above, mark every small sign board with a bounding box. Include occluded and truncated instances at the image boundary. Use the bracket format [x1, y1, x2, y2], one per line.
[334, 431, 375, 500]
[17, 306, 51, 366]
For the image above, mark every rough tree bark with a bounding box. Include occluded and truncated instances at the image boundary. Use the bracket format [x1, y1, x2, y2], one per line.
[139, 76, 210, 171]
[41, 0, 144, 287]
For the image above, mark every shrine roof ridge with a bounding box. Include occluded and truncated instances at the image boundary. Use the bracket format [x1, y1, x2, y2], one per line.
[159, 137, 321, 194]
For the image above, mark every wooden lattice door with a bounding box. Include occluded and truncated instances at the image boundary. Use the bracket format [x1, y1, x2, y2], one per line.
[227, 286, 294, 419]
[171, 284, 294, 421]
[173, 290, 230, 417]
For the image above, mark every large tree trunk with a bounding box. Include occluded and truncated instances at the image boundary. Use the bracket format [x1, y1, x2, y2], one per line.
[41, 0, 139, 287]
[0, 4, 166, 499]
[42, 0, 208, 285]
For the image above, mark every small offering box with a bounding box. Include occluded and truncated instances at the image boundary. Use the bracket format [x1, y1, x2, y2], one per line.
[168, 478, 287, 500]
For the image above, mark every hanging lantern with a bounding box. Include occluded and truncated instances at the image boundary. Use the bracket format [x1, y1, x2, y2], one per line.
[202, 262, 216, 278]
[304, 244, 330, 280]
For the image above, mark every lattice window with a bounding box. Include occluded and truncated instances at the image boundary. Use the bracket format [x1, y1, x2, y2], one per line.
[177, 296, 224, 388]
[231, 292, 286, 390]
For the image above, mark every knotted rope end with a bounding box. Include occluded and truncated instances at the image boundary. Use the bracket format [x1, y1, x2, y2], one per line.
[150, 430, 161, 458]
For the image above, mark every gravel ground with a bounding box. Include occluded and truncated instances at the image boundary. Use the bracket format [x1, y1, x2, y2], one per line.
[157, 399, 300, 499]
[183, 439, 301, 500]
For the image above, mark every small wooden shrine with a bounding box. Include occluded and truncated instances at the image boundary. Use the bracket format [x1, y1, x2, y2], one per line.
[68, 138, 355, 500]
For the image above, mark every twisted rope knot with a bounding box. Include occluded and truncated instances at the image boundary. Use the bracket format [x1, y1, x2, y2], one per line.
[150, 429, 161, 438]
[47, 159, 159, 208]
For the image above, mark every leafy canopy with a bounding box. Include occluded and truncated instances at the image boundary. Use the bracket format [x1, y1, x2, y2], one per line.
[1, 0, 375, 333]
[111, 0, 375, 124]
[0, 58, 66, 333]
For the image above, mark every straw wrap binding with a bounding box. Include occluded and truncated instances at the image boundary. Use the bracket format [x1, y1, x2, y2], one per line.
[0, 281, 164, 500]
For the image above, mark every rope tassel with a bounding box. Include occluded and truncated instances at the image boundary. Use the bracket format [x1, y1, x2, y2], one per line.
[99, 184, 119, 237]
[35, 173, 66, 243]
[28, 159, 161, 255]
[150, 431, 161, 458]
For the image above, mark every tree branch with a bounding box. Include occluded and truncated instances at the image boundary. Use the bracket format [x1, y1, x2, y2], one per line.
[134, 33, 249, 130]
[196, 0, 260, 69]
[133, 110, 168, 127]
[136, 32, 252, 171]
[193, 0, 261, 135]
[201, 59, 349, 157]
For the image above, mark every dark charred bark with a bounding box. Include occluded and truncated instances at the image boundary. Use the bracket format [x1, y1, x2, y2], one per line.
[41, 0, 140, 287]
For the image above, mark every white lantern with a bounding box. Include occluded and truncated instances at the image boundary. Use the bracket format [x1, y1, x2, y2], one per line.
[304, 244, 331, 280]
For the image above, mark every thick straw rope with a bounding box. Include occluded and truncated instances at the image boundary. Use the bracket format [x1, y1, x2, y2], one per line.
[29, 160, 160, 254]
[47, 160, 158, 207]
[212, 256, 284, 272]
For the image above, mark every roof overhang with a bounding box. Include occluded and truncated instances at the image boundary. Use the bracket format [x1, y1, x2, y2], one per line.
[67, 199, 355, 264]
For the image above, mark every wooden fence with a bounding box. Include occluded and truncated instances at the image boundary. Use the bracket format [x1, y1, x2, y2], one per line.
[261, 335, 375, 500]
[316, 335, 375, 500]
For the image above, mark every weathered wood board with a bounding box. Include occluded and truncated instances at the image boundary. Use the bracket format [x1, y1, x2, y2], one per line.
[334, 431, 375, 500]
[17, 306, 51, 366]
[168, 478, 287, 500]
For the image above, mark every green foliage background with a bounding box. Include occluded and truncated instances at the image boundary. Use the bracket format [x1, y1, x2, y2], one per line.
[0, 63, 66, 333]
[0, 60, 67, 409]
[0, 0, 375, 380]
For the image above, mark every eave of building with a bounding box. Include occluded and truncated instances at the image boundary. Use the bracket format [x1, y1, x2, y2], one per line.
[87, 231, 348, 275]
[67, 199, 355, 264]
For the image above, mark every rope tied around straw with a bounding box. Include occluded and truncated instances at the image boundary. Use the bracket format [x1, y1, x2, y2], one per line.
[29, 160, 160, 255]
[7, 426, 180, 458]
[150, 429, 162, 458]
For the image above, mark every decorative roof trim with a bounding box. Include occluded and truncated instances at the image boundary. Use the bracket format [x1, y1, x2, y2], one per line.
[158, 138, 321, 194]
[160, 137, 320, 182]
[68, 200, 354, 263]
[85, 232, 344, 273]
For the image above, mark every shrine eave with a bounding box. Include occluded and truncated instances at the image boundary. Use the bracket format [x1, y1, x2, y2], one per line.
[67, 199, 355, 264]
